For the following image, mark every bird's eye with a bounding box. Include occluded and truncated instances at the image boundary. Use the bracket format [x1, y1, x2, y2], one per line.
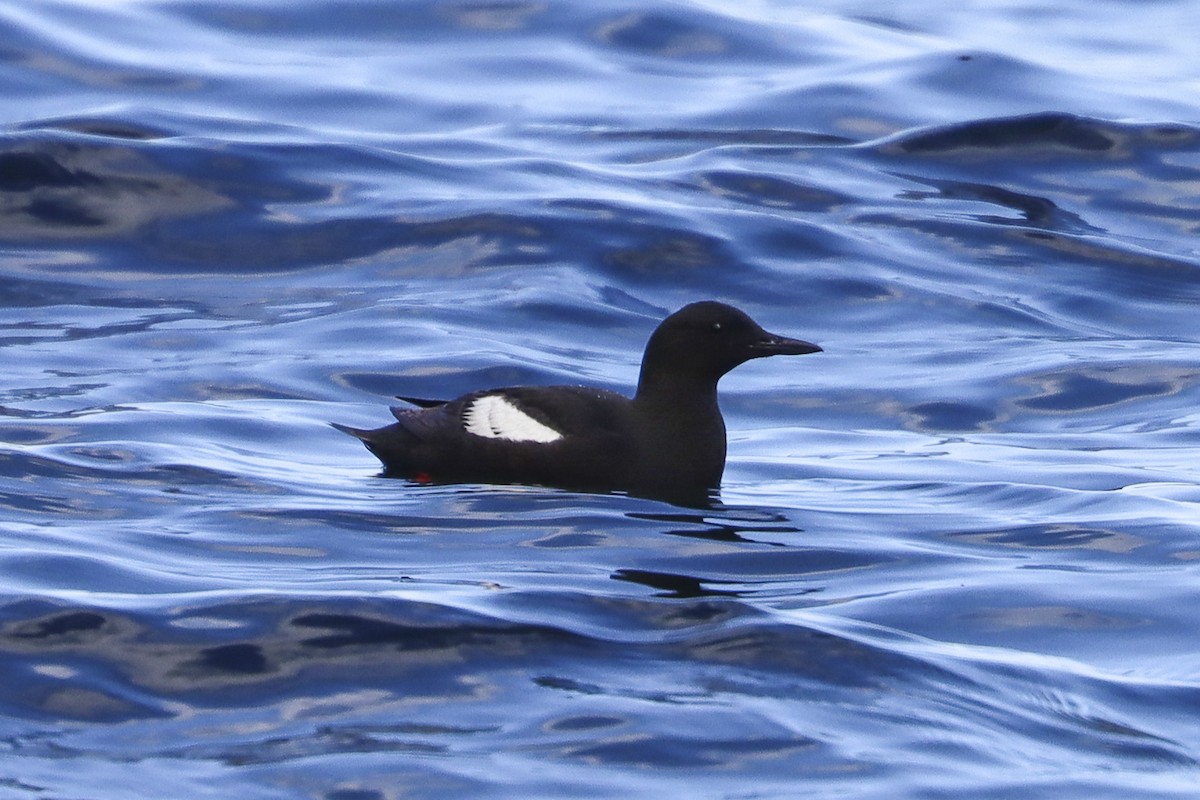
[711, 322, 723, 333]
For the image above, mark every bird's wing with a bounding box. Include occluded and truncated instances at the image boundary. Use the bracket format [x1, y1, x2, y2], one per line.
[472, 386, 629, 439]
[394, 395, 446, 409]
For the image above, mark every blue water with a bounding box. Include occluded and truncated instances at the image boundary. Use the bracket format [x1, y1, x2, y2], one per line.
[3, 1, 1200, 797]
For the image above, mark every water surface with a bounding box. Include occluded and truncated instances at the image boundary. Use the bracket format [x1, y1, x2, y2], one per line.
[2, 1, 1199, 797]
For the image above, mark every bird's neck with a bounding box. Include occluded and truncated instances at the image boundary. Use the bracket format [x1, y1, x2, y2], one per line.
[631, 365, 727, 499]
[633, 365, 720, 414]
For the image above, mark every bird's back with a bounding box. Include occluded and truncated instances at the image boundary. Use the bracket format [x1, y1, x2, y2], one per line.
[339, 385, 640, 494]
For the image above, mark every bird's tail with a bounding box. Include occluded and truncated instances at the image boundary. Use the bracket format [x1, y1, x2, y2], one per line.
[330, 421, 372, 441]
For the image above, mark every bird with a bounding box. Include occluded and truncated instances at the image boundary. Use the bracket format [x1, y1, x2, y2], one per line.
[333, 301, 821, 506]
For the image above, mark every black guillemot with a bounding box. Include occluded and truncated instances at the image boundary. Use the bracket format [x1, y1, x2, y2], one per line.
[334, 301, 821, 506]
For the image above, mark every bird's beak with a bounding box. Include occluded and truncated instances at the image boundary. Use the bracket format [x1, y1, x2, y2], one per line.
[751, 332, 823, 357]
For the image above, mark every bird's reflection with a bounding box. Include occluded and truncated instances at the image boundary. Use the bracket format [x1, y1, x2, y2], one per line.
[615, 506, 809, 598]
[627, 507, 800, 545]
[611, 568, 741, 598]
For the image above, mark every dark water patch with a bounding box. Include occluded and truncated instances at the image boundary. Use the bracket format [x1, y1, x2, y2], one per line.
[7, 610, 108, 640]
[1011, 228, 1200, 277]
[948, 524, 1147, 555]
[0, 150, 97, 192]
[592, 9, 793, 64]
[194, 643, 270, 675]
[590, 127, 856, 148]
[0, 449, 110, 481]
[0, 419, 84, 446]
[530, 531, 607, 548]
[24, 196, 105, 226]
[888, 112, 1117, 155]
[0, 276, 99, 309]
[0, 593, 925, 707]
[907, 400, 997, 431]
[290, 610, 586, 652]
[15, 115, 175, 140]
[0, 135, 231, 241]
[611, 569, 741, 598]
[488, 591, 932, 689]
[166, 724, 452, 767]
[545, 713, 624, 732]
[234, 507, 452, 538]
[896, 174, 1098, 232]
[879, 115, 1200, 190]
[962, 605, 1142, 636]
[175, 0, 554, 40]
[23, 683, 168, 724]
[153, 206, 554, 274]
[853, 209, 1200, 328]
[0, 134, 508, 271]
[0, 605, 170, 722]
[786, 275, 897, 306]
[1016, 364, 1197, 414]
[691, 170, 854, 211]
[0, 597, 591, 718]
[600, 224, 742, 283]
[561, 729, 818, 769]
[739, 221, 850, 266]
[0, 382, 108, 408]
[0, 446, 277, 494]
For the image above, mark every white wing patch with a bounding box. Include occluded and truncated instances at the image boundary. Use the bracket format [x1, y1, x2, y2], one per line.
[463, 394, 563, 443]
